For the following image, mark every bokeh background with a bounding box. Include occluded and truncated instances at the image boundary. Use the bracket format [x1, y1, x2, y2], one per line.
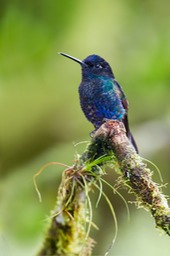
[0, 0, 170, 255]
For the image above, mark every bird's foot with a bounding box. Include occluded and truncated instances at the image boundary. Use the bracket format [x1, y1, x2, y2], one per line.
[103, 118, 111, 123]
[89, 129, 96, 138]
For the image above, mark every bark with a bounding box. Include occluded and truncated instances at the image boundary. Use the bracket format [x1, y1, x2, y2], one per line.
[37, 120, 170, 256]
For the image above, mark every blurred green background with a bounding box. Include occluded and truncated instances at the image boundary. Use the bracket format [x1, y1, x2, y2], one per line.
[0, 0, 170, 255]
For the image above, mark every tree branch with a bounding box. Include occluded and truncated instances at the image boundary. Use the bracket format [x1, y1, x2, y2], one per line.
[37, 120, 170, 255]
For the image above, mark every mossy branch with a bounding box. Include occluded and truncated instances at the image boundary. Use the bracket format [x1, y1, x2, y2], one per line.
[37, 120, 170, 256]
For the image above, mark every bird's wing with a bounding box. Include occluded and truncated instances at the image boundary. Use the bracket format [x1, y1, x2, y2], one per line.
[113, 79, 138, 153]
[113, 79, 129, 111]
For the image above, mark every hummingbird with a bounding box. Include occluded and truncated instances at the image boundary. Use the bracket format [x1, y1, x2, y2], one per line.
[59, 52, 138, 153]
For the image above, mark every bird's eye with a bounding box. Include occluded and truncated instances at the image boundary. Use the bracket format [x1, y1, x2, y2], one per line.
[95, 64, 102, 69]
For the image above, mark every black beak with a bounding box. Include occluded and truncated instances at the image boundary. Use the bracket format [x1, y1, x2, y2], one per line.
[59, 52, 87, 66]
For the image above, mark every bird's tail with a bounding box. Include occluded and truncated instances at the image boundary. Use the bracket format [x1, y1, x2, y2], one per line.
[123, 114, 138, 153]
[128, 131, 138, 153]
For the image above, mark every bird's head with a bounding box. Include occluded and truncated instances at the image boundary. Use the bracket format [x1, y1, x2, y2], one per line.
[82, 54, 114, 78]
[59, 53, 115, 79]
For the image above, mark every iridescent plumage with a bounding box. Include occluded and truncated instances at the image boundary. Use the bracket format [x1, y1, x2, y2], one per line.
[60, 53, 138, 153]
